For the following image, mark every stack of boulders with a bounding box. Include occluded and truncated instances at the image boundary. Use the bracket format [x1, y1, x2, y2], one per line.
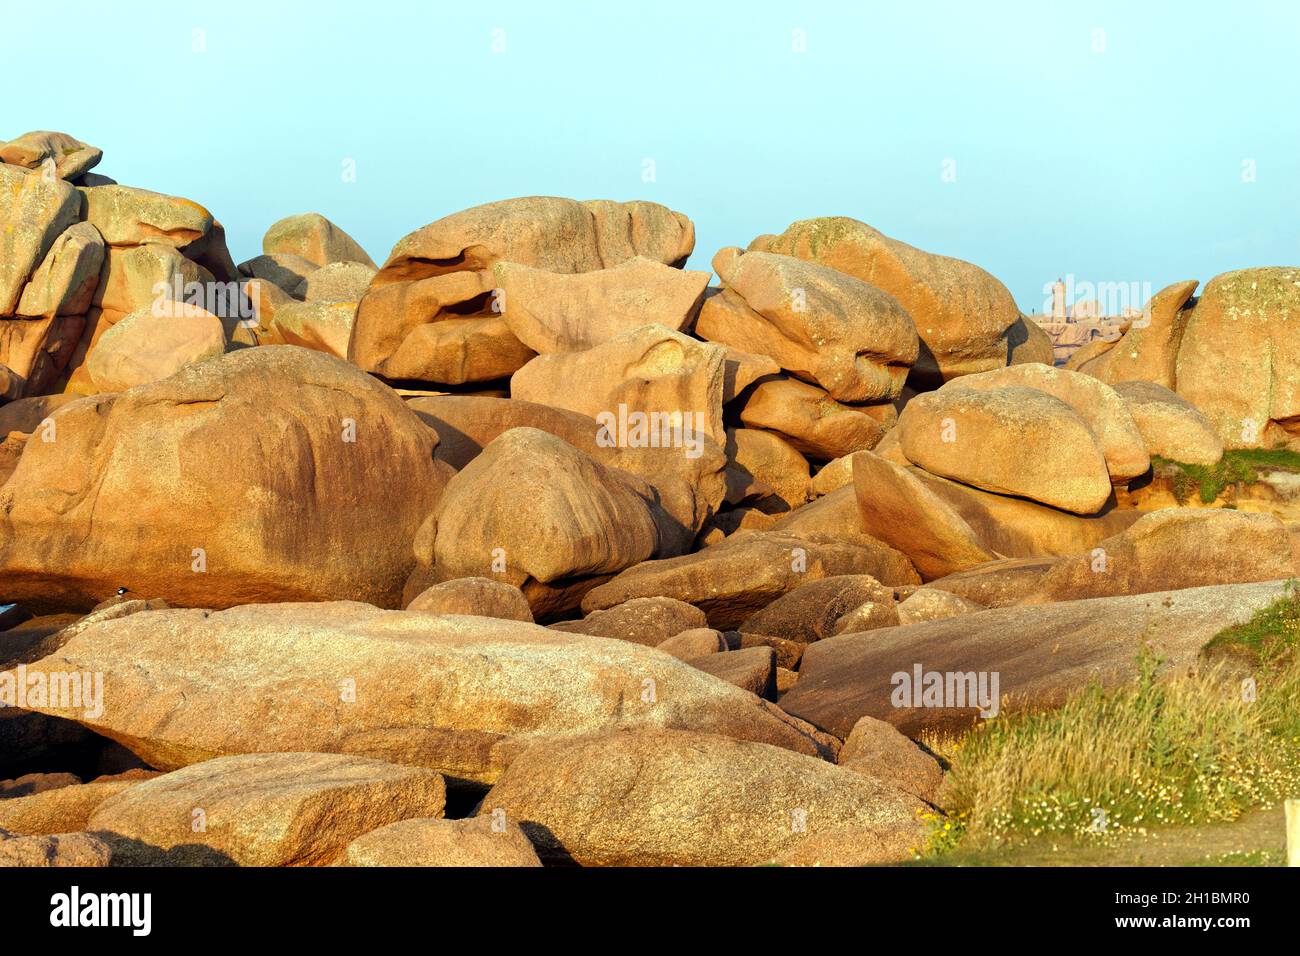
[3, 128, 1300, 868]
[349, 196, 695, 384]
[238, 212, 378, 357]
[0, 130, 244, 400]
[1068, 270, 1300, 449]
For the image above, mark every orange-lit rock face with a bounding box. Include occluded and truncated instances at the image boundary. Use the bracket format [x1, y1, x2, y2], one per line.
[349, 197, 694, 385]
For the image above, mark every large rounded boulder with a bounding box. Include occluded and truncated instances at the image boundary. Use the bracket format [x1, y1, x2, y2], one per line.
[0, 346, 449, 611]
[942, 363, 1150, 483]
[897, 385, 1112, 514]
[424, 427, 667, 616]
[1175, 267, 1300, 448]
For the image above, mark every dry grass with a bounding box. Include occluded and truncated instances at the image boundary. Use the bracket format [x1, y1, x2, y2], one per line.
[921, 649, 1300, 856]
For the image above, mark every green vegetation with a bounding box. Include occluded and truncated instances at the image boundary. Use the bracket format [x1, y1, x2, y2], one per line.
[1204, 579, 1300, 666]
[919, 642, 1300, 859]
[908, 831, 1286, 867]
[1155, 448, 1300, 505]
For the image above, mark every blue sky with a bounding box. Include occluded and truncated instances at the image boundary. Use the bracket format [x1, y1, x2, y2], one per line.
[5, 1, 1297, 313]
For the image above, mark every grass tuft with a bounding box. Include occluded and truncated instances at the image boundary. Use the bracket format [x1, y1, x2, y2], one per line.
[1205, 579, 1300, 666]
[1154, 448, 1300, 505]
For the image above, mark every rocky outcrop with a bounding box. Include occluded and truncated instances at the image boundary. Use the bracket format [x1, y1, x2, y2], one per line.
[494, 256, 710, 353]
[349, 197, 694, 385]
[582, 529, 919, 629]
[7, 127, 1300, 872]
[779, 580, 1294, 737]
[1174, 268, 1300, 448]
[851, 451, 1139, 580]
[697, 247, 918, 403]
[747, 217, 1020, 386]
[8, 602, 835, 781]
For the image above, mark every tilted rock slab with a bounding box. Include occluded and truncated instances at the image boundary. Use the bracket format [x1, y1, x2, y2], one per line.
[923, 509, 1294, 608]
[851, 451, 1139, 580]
[15, 222, 104, 319]
[1033, 508, 1294, 602]
[779, 580, 1295, 738]
[725, 426, 810, 509]
[0, 164, 81, 316]
[9, 602, 835, 782]
[88, 752, 447, 866]
[582, 529, 920, 629]
[1069, 279, 1198, 389]
[838, 716, 944, 804]
[478, 729, 926, 866]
